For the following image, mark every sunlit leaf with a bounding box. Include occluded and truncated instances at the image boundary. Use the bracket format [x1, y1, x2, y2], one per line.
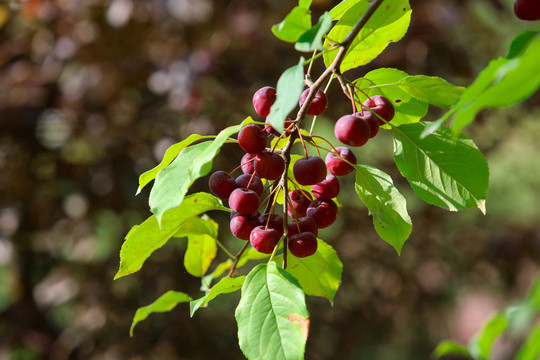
[274, 239, 342, 304]
[396, 75, 465, 108]
[190, 276, 246, 317]
[432, 340, 473, 359]
[516, 321, 540, 360]
[355, 165, 411, 254]
[115, 193, 228, 279]
[354, 68, 429, 127]
[183, 216, 219, 277]
[149, 119, 252, 224]
[323, 0, 411, 72]
[130, 290, 191, 336]
[295, 12, 332, 52]
[393, 123, 489, 213]
[469, 313, 508, 360]
[267, 58, 305, 134]
[272, 6, 312, 43]
[235, 262, 309, 360]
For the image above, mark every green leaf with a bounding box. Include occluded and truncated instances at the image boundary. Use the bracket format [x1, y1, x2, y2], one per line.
[115, 193, 228, 279]
[130, 290, 191, 336]
[149, 119, 251, 223]
[397, 75, 465, 108]
[329, 0, 362, 20]
[210, 248, 270, 279]
[516, 321, 540, 360]
[469, 313, 508, 360]
[432, 340, 472, 359]
[354, 68, 429, 127]
[507, 31, 539, 59]
[272, 6, 312, 43]
[174, 214, 218, 239]
[451, 35, 540, 134]
[393, 123, 489, 213]
[274, 239, 342, 304]
[323, 0, 411, 72]
[137, 134, 206, 194]
[235, 262, 309, 360]
[185, 235, 216, 278]
[267, 58, 305, 134]
[295, 12, 332, 52]
[190, 276, 246, 317]
[354, 165, 412, 254]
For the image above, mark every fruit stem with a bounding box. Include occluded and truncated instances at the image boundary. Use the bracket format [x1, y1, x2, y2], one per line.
[226, 241, 251, 277]
[297, 130, 309, 158]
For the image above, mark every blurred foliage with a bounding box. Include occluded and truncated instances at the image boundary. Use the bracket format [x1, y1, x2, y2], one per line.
[0, 0, 539, 359]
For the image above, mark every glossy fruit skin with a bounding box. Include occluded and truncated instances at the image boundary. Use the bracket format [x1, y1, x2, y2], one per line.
[363, 111, 380, 138]
[363, 95, 395, 125]
[250, 226, 280, 254]
[287, 190, 312, 218]
[254, 151, 285, 180]
[252, 86, 277, 117]
[311, 174, 340, 200]
[514, 0, 540, 20]
[208, 171, 237, 199]
[230, 214, 260, 240]
[287, 216, 318, 238]
[238, 124, 267, 154]
[299, 89, 328, 116]
[241, 153, 256, 174]
[293, 156, 327, 185]
[306, 199, 338, 229]
[228, 188, 259, 215]
[235, 174, 264, 196]
[334, 114, 371, 147]
[288, 232, 318, 258]
[325, 147, 357, 176]
[265, 118, 294, 137]
[259, 213, 284, 237]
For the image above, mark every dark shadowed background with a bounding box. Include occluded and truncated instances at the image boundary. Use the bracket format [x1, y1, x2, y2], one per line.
[1, 0, 540, 359]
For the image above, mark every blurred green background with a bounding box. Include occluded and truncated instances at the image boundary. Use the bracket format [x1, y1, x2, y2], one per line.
[1, 0, 539, 359]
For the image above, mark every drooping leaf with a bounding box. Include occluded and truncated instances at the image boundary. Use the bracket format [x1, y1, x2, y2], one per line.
[274, 239, 342, 304]
[516, 321, 540, 360]
[323, 0, 411, 72]
[393, 123, 489, 213]
[235, 262, 309, 360]
[185, 236, 216, 278]
[507, 30, 539, 59]
[354, 165, 412, 254]
[130, 290, 191, 336]
[149, 119, 252, 223]
[137, 134, 206, 194]
[267, 58, 305, 134]
[295, 12, 332, 52]
[272, 6, 312, 43]
[432, 340, 473, 359]
[468, 313, 508, 360]
[115, 193, 228, 279]
[396, 75, 465, 108]
[354, 68, 429, 127]
[190, 276, 246, 317]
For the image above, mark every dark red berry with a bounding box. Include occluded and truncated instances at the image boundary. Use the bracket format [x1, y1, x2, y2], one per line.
[363, 95, 395, 126]
[254, 151, 285, 180]
[514, 0, 540, 20]
[208, 171, 237, 199]
[241, 153, 256, 174]
[363, 111, 380, 138]
[265, 118, 294, 137]
[311, 174, 340, 200]
[293, 156, 327, 186]
[325, 147, 357, 176]
[334, 114, 370, 147]
[238, 124, 267, 154]
[230, 214, 260, 240]
[287, 190, 312, 218]
[235, 174, 264, 196]
[253, 86, 277, 117]
[287, 216, 318, 238]
[288, 232, 318, 258]
[299, 89, 328, 116]
[250, 226, 281, 254]
[259, 213, 284, 237]
[229, 188, 259, 215]
[306, 199, 338, 229]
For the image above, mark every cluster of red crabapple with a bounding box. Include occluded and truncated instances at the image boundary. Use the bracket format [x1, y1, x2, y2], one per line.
[209, 85, 395, 258]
